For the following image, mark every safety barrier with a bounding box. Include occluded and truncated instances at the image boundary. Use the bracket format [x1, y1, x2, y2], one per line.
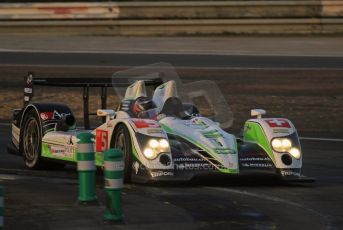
[0, 1, 342, 35]
[76, 132, 124, 221]
[103, 148, 124, 222]
[77, 132, 97, 204]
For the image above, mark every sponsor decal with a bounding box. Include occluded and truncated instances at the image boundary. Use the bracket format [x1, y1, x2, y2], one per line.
[52, 110, 71, 120]
[240, 156, 273, 168]
[40, 112, 53, 121]
[239, 157, 272, 162]
[48, 142, 75, 158]
[40, 110, 71, 121]
[24, 88, 32, 94]
[96, 129, 108, 152]
[24, 96, 30, 102]
[175, 163, 214, 171]
[280, 169, 301, 177]
[151, 171, 174, 178]
[273, 129, 290, 134]
[147, 128, 163, 134]
[241, 163, 273, 168]
[49, 145, 65, 157]
[132, 119, 160, 129]
[265, 119, 291, 128]
[174, 157, 207, 162]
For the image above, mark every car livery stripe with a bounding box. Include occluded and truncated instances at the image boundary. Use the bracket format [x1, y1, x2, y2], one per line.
[243, 121, 276, 163]
[161, 123, 239, 174]
[41, 143, 75, 162]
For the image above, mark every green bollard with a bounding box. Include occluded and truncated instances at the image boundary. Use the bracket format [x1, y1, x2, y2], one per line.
[103, 148, 124, 222]
[0, 186, 3, 229]
[77, 133, 97, 204]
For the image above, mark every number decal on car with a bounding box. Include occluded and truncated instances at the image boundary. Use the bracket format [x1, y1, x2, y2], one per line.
[96, 129, 108, 152]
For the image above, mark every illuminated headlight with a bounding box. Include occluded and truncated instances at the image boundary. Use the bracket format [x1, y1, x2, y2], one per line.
[143, 138, 170, 159]
[143, 148, 155, 159]
[149, 139, 159, 148]
[289, 147, 301, 159]
[271, 138, 282, 149]
[271, 138, 292, 152]
[281, 139, 292, 149]
[159, 139, 169, 149]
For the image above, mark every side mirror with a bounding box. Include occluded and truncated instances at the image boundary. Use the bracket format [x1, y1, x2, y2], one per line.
[251, 109, 266, 119]
[97, 109, 116, 122]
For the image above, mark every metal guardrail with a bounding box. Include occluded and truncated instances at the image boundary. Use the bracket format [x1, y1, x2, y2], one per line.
[0, 1, 342, 35]
[0, 1, 342, 20]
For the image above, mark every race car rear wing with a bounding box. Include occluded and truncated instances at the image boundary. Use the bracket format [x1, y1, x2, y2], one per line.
[24, 72, 163, 129]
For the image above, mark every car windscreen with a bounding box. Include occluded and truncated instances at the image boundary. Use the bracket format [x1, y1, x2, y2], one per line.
[112, 62, 234, 129]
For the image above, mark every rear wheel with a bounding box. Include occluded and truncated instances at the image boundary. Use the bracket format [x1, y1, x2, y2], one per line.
[112, 124, 132, 183]
[20, 109, 42, 169]
[20, 109, 66, 170]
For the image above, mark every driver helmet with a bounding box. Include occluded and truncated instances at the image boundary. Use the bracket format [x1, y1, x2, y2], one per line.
[133, 97, 158, 118]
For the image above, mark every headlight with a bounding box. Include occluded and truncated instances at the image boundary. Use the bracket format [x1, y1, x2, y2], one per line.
[143, 148, 155, 159]
[143, 138, 170, 159]
[289, 147, 301, 159]
[271, 138, 292, 152]
[271, 139, 282, 149]
[281, 139, 292, 149]
[159, 139, 169, 149]
[149, 139, 159, 148]
[271, 138, 302, 159]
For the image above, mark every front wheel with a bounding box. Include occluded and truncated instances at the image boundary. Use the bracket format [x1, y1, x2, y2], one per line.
[112, 124, 133, 183]
[20, 109, 42, 169]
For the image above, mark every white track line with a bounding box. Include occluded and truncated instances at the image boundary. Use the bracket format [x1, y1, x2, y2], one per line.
[300, 137, 343, 142]
[1, 48, 343, 57]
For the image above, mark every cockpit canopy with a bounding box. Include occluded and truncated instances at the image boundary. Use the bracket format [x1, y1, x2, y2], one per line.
[113, 62, 234, 128]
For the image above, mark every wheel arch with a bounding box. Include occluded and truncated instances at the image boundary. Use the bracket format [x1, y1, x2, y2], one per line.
[20, 104, 41, 129]
[21, 103, 74, 135]
[109, 121, 126, 148]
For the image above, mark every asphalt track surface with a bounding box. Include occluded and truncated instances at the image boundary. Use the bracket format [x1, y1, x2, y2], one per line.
[0, 50, 342, 229]
[1, 51, 343, 69]
[1, 124, 343, 229]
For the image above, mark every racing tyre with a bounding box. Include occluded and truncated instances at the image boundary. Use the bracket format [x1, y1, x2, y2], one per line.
[112, 124, 133, 183]
[20, 109, 43, 169]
